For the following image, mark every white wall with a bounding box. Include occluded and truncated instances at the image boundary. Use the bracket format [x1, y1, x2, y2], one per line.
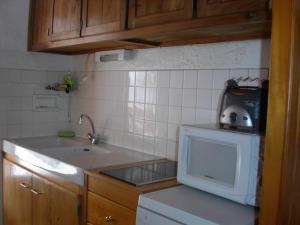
[0, 0, 73, 141]
[0, 0, 72, 141]
[0, 0, 72, 70]
[72, 39, 270, 71]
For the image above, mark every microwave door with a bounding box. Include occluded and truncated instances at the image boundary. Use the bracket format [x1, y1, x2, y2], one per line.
[186, 137, 238, 188]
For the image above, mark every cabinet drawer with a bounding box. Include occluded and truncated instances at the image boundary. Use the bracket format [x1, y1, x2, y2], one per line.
[87, 192, 136, 225]
[88, 175, 139, 210]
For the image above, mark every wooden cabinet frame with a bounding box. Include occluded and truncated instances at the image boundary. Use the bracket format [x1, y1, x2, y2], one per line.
[259, 0, 300, 224]
[29, 0, 271, 54]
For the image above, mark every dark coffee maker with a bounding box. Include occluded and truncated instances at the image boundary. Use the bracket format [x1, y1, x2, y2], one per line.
[219, 79, 268, 133]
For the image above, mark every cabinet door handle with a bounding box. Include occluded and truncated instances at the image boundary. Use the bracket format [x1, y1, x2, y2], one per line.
[104, 216, 113, 223]
[30, 188, 43, 195]
[247, 12, 257, 19]
[19, 182, 31, 189]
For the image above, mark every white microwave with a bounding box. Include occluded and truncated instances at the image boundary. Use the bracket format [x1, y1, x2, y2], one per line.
[177, 125, 261, 206]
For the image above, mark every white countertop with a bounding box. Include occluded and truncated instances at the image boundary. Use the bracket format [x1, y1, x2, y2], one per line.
[138, 185, 258, 225]
[3, 136, 160, 186]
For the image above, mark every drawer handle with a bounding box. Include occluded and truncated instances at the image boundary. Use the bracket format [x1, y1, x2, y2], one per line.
[104, 216, 113, 223]
[19, 182, 31, 189]
[30, 188, 43, 195]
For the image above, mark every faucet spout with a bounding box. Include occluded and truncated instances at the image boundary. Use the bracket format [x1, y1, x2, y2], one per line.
[78, 114, 99, 144]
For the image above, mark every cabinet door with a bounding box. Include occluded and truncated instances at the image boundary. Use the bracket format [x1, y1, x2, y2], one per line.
[30, 0, 53, 47]
[197, 0, 269, 17]
[32, 175, 51, 225]
[50, 0, 82, 41]
[128, 0, 193, 28]
[32, 175, 82, 225]
[81, 0, 127, 37]
[49, 183, 81, 225]
[3, 160, 32, 225]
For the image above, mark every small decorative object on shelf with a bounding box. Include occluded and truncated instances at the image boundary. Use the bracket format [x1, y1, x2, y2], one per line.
[45, 73, 77, 93]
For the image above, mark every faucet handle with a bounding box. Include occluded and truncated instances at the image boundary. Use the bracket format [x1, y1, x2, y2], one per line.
[88, 133, 99, 145]
[87, 133, 92, 140]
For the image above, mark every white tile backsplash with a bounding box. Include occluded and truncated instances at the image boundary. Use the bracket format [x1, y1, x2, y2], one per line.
[145, 88, 157, 104]
[157, 71, 170, 87]
[196, 108, 211, 124]
[197, 70, 213, 88]
[135, 71, 146, 86]
[197, 89, 212, 109]
[134, 103, 145, 119]
[168, 107, 181, 124]
[169, 89, 183, 106]
[156, 88, 169, 105]
[146, 71, 158, 87]
[144, 104, 156, 121]
[70, 68, 268, 160]
[127, 71, 135, 86]
[213, 70, 230, 89]
[212, 89, 223, 110]
[155, 122, 168, 139]
[143, 136, 155, 155]
[182, 107, 196, 124]
[0, 69, 70, 140]
[155, 105, 169, 122]
[144, 121, 155, 137]
[167, 124, 178, 141]
[135, 87, 145, 103]
[183, 70, 198, 88]
[182, 89, 197, 107]
[170, 71, 183, 88]
[155, 138, 167, 157]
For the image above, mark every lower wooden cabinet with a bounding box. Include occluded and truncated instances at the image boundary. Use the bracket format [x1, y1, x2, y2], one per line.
[3, 159, 32, 225]
[86, 168, 177, 225]
[3, 159, 82, 225]
[87, 192, 136, 225]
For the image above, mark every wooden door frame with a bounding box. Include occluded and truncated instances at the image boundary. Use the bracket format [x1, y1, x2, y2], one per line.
[259, 0, 300, 224]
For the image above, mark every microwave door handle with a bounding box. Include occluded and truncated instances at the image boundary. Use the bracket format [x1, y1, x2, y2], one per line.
[182, 136, 189, 175]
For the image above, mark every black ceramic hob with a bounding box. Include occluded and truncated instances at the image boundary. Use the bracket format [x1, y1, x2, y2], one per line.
[101, 160, 177, 186]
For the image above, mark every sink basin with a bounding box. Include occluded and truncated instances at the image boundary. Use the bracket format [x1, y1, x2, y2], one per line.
[39, 145, 112, 164]
[3, 136, 161, 186]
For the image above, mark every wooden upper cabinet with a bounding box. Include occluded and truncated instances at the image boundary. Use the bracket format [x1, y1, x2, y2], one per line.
[128, 0, 194, 28]
[81, 0, 127, 37]
[30, 0, 53, 48]
[50, 0, 82, 41]
[197, 0, 269, 17]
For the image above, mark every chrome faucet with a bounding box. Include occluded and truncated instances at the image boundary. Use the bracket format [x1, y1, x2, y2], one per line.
[78, 114, 99, 145]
